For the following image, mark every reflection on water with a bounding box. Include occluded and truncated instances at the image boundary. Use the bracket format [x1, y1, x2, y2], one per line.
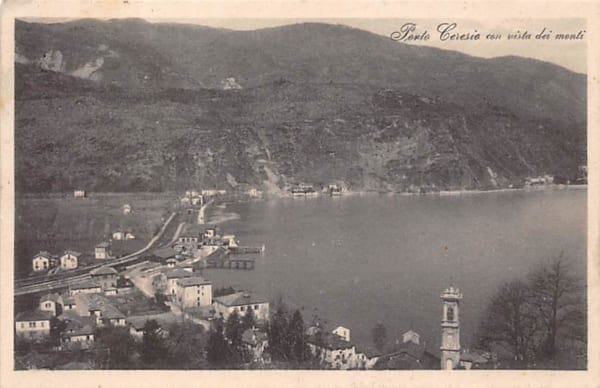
[204, 189, 586, 352]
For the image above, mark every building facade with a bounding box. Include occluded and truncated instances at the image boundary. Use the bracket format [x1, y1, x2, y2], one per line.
[60, 250, 80, 270]
[176, 277, 212, 308]
[440, 285, 462, 370]
[212, 292, 269, 322]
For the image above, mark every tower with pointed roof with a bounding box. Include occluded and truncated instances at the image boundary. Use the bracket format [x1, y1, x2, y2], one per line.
[440, 284, 462, 370]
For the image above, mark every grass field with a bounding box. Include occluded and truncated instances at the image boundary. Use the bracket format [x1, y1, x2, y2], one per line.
[15, 192, 177, 277]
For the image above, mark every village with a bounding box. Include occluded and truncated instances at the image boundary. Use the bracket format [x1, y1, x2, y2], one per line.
[14, 187, 501, 370]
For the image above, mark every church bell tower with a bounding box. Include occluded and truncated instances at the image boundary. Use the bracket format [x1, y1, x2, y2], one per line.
[440, 285, 462, 370]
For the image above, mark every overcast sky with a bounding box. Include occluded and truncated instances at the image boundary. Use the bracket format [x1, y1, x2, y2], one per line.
[147, 18, 587, 74]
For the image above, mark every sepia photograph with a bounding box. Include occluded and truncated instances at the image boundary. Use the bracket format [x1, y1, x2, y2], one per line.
[0, 1, 597, 386]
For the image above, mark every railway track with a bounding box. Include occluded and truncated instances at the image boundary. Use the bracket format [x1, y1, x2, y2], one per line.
[14, 212, 178, 296]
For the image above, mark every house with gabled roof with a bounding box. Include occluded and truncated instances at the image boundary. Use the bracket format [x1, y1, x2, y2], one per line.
[69, 281, 102, 295]
[39, 293, 63, 316]
[90, 266, 118, 290]
[32, 251, 57, 272]
[61, 320, 95, 349]
[212, 291, 269, 322]
[307, 328, 360, 370]
[15, 310, 53, 340]
[95, 241, 112, 259]
[60, 250, 81, 270]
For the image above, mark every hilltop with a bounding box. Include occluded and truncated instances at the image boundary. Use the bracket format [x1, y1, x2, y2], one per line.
[15, 19, 586, 193]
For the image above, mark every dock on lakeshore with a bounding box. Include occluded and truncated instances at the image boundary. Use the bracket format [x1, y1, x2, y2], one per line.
[229, 245, 265, 254]
[206, 256, 255, 270]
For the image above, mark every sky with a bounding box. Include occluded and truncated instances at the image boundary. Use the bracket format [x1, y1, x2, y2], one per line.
[147, 18, 587, 74]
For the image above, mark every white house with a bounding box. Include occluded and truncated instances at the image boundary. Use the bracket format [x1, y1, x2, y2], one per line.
[62, 296, 77, 311]
[175, 276, 212, 308]
[402, 329, 421, 345]
[62, 323, 95, 349]
[32, 251, 57, 272]
[74, 190, 86, 198]
[39, 293, 63, 317]
[90, 266, 118, 290]
[122, 204, 132, 214]
[164, 268, 194, 296]
[307, 330, 362, 370]
[60, 250, 80, 270]
[95, 241, 111, 259]
[333, 326, 351, 342]
[70, 281, 102, 295]
[15, 310, 53, 340]
[112, 231, 125, 240]
[99, 304, 126, 327]
[212, 291, 269, 322]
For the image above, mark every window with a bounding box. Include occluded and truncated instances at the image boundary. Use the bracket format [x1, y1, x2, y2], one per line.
[40, 322, 44, 328]
[447, 306, 455, 321]
[20, 323, 25, 329]
[29, 322, 36, 328]
[254, 305, 259, 310]
[241, 306, 245, 311]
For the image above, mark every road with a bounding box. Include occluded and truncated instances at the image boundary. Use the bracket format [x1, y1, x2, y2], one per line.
[14, 212, 178, 296]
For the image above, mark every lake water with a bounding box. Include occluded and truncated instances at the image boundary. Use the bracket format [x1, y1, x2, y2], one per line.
[204, 188, 587, 353]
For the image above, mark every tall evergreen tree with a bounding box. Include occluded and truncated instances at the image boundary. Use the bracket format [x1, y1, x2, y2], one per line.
[225, 310, 243, 362]
[206, 318, 229, 366]
[141, 319, 167, 365]
[289, 309, 308, 362]
[268, 303, 290, 361]
[241, 306, 257, 331]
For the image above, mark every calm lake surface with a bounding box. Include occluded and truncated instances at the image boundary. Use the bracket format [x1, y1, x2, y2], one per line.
[204, 188, 587, 352]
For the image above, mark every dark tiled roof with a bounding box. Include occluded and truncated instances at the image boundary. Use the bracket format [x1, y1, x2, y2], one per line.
[213, 291, 268, 307]
[165, 268, 194, 279]
[153, 247, 178, 259]
[63, 250, 82, 257]
[40, 293, 61, 303]
[101, 304, 125, 320]
[90, 266, 118, 276]
[70, 281, 101, 290]
[15, 309, 53, 322]
[177, 276, 211, 287]
[307, 332, 354, 350]
[96, 241, 111, 248]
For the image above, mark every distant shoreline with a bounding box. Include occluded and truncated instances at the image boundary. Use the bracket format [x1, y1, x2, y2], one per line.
[15, 184, 587, 200]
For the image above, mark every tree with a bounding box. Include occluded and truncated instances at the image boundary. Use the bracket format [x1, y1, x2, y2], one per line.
[528, 256, 586, 360]
[141, 319, 167, 365]
[241, 306, 257, 331]
[225, 310, 244, 362]
[476, 279, 541, 368]
[371, 322, 387, 354]
[206, 318, 230, 366]
[289, 309, 309, 363]
[267, 303, 290, 361]
[49, 316, 67, 347]
[94, 326, 136, 369]
[165, 322, 207, 369]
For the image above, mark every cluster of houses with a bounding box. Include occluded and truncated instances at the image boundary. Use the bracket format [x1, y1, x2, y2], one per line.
[180, 190, 205, 206]
[15, 265, 134, 349]
[32, 250, 81, 272]
[169, 224, 239, 259]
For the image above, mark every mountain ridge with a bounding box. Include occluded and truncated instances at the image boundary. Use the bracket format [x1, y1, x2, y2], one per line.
[14, 19, 586, 194]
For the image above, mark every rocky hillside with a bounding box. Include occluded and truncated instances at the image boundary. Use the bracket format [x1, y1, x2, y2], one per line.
[15, 19, 586, 194]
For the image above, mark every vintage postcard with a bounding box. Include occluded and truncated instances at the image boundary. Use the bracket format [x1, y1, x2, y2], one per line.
[0, 0, 598, 387]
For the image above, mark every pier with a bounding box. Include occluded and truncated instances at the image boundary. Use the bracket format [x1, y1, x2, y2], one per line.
[206, 256, 255, 270]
